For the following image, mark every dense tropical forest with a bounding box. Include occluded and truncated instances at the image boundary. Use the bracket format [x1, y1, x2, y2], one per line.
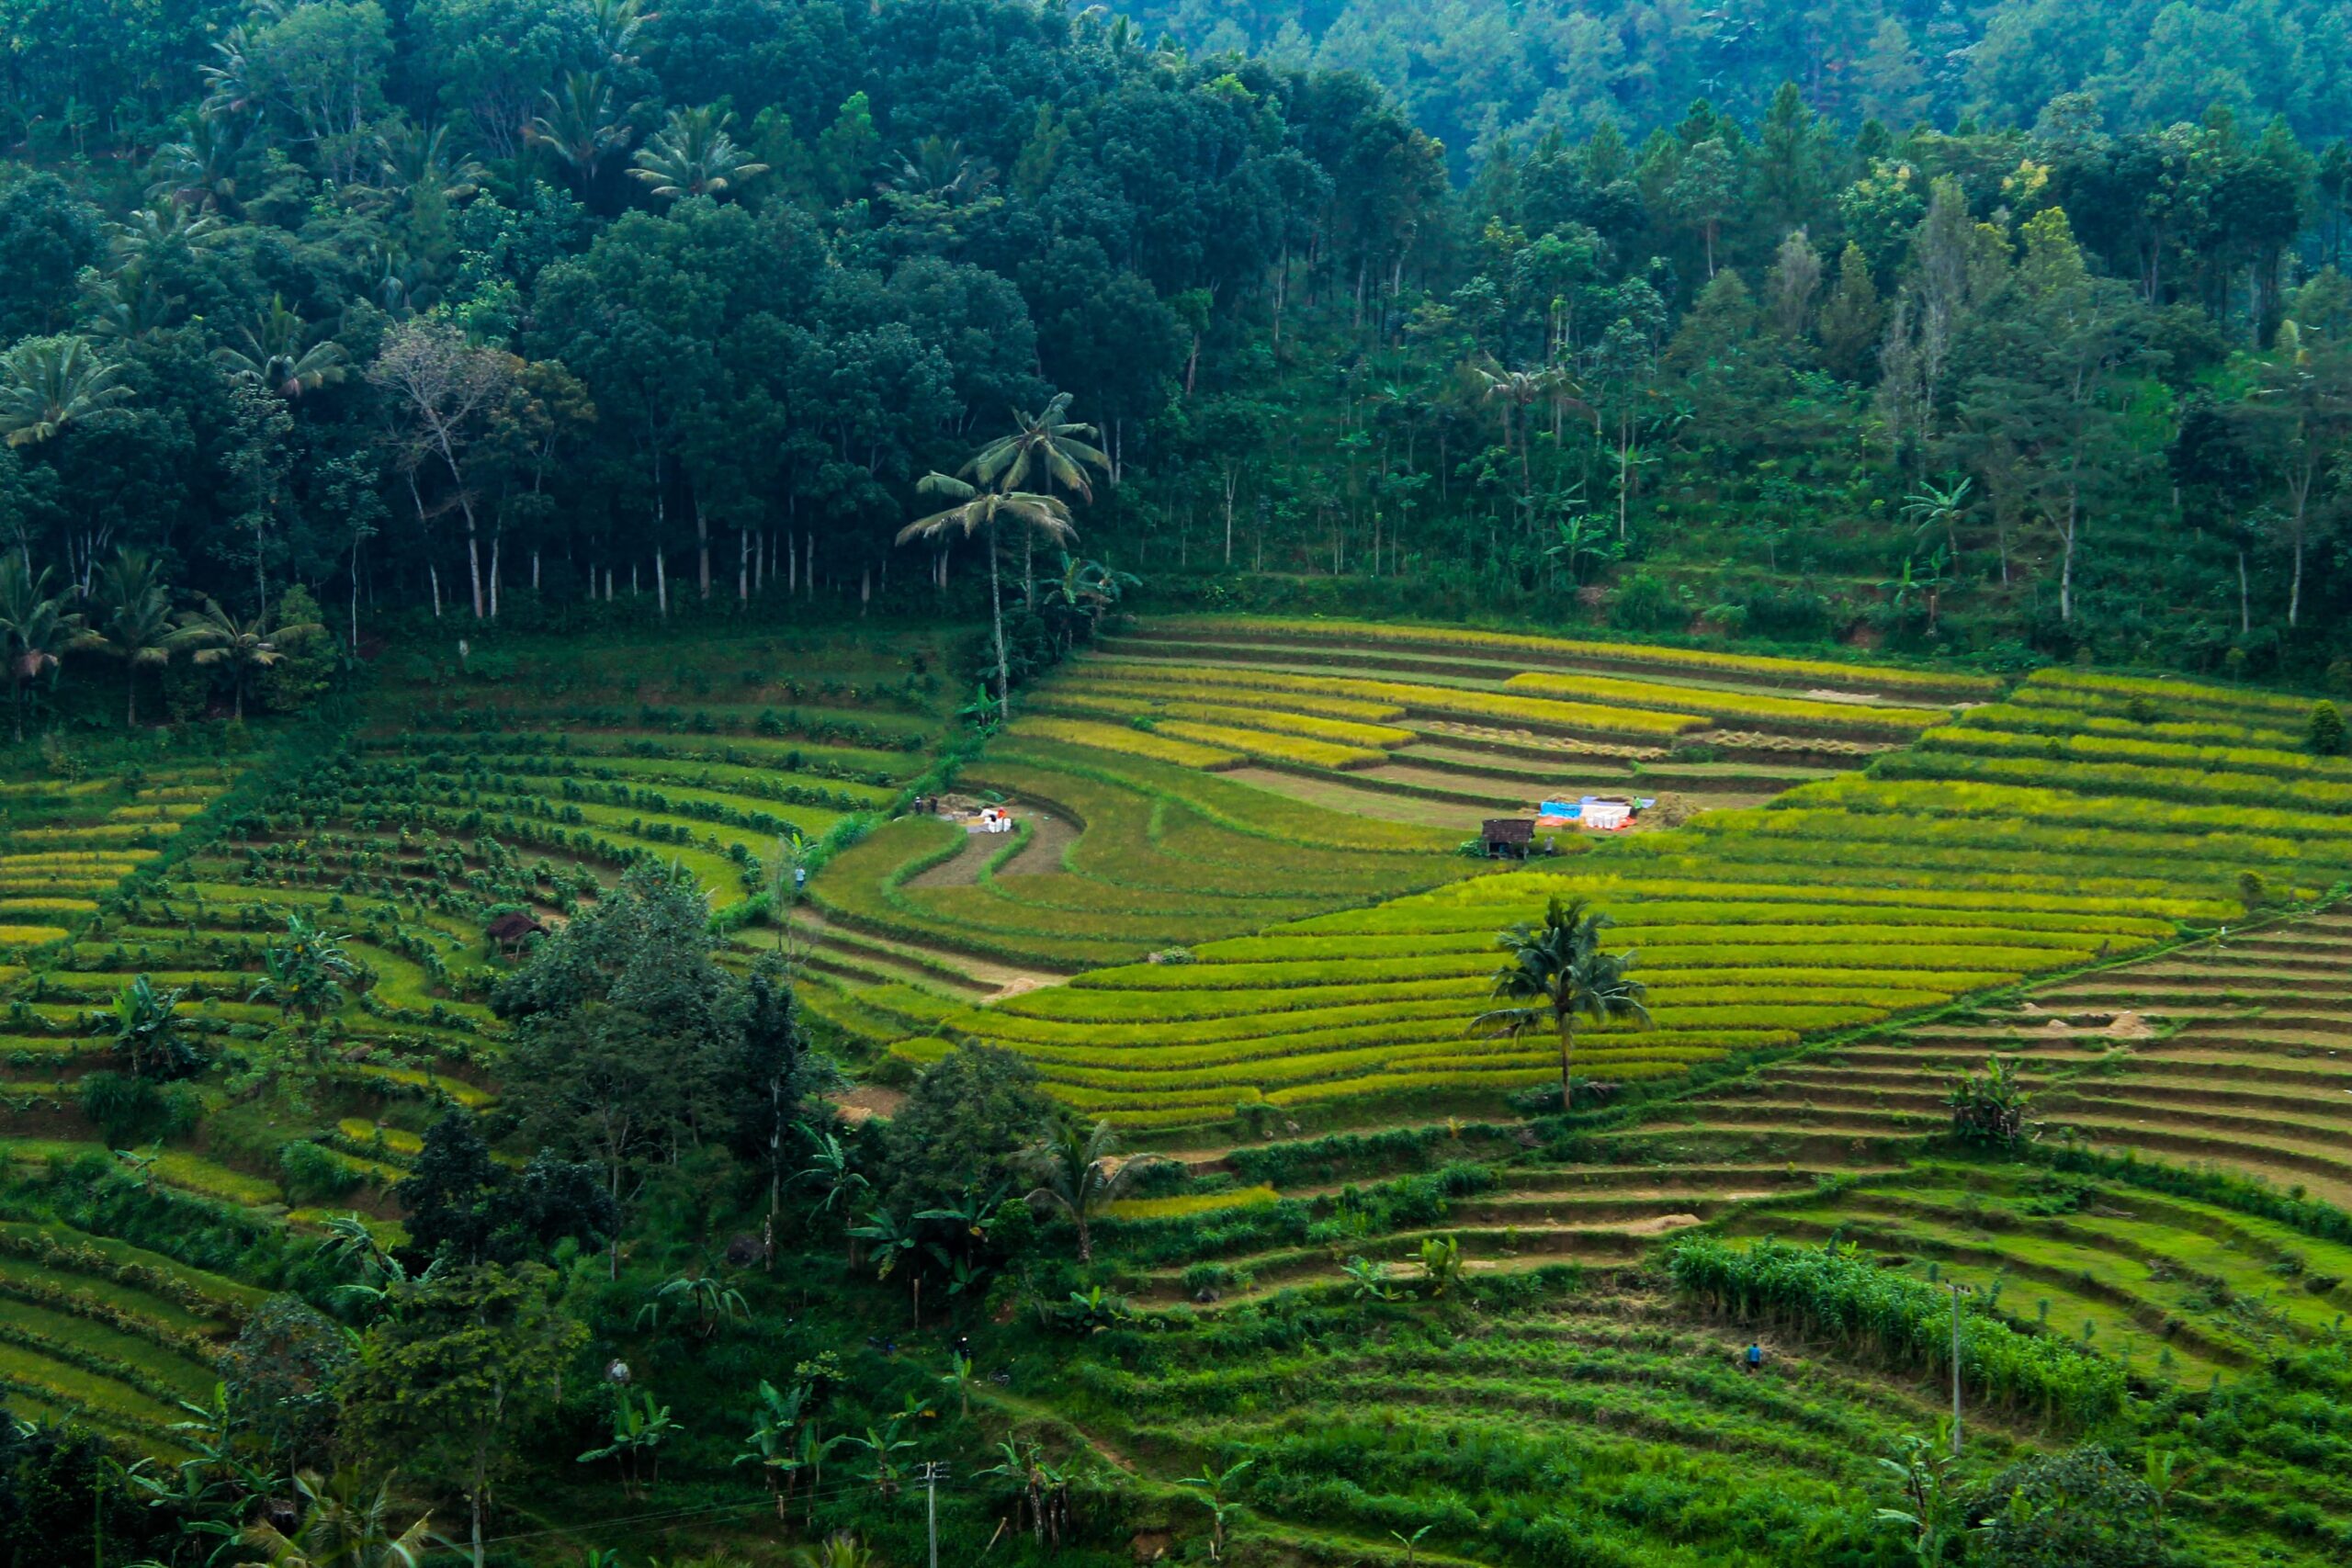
[0, 0, 2343, 706]
[6, 2, 2352, 1568]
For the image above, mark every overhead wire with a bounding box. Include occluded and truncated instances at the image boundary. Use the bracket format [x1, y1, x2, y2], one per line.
[480, 1472, 976, 1546]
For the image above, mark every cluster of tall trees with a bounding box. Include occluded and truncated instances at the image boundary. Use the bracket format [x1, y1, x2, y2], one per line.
[1156, 87, 2351, 671]
[1125, 0, 2352, 175]
[0, 0, 1439, 673]
[0, 0, 2344, 697]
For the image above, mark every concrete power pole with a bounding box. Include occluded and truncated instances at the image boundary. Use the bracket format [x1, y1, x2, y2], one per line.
[920, 1461, 950, 1568]
[1949, 1282, 1973, 1456]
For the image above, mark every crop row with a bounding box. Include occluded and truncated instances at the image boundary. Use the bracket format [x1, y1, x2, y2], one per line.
[1874, 749, 2352, 821]
[1145, 615, 2002, 695]
[1150, 718, 1386, 770]
[1026, 689, 1414, 748]
[1006, 716, 1238, 769]
[1502, 671, 1951, 734]
[1922, 722, 2352, 788]
[1083, 659, 1705, 738]
[1950, 700, 2304, 750]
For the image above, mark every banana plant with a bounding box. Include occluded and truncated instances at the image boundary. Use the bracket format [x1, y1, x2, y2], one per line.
[1340, 1256, 1398, 1302]
[635, 1273, 750, 1338]
[734, 1379, 819, 1519]
[577, 1390, 678, 1498]
[1417, 1235, 1464, 1296]
[1177, 1458, 1254, 1563]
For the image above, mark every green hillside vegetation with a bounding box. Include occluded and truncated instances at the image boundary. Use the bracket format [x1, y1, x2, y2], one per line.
[4, 610, 2352, 1568]
[0, 0, 2349, 1560]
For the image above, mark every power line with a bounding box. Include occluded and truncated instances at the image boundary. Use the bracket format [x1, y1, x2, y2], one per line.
[480, 1472, 975, 1546]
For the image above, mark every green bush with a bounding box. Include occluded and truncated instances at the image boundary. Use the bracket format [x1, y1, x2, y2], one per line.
[2309, 700, 2346, 756]
[277, 1139, 361, 1204]
[1610, 572, 1683, 632]
[76, 1072, 198, 1146]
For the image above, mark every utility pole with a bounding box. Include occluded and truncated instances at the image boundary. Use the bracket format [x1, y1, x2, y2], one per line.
[920, 1461, 949, 1568]
[1949, 1281, 1972, 1456]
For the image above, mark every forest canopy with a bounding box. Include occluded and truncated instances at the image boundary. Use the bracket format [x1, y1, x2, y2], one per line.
[0, 0, 2345, 731]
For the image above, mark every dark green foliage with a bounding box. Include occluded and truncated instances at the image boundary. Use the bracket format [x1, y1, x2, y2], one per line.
[75, 1069, 197, 1146]
[2307, 700, 2344, 755]
[0, 1404, 179, 1568]
[277, 1139, 361, 1204]
[493, 859, 729, 1029]
[1668, 1235, 2127, 1425]
[392, 1113, 508, 1265]
[1967, 1446, 2165, 1566]
[221, 1293, 353, 1471]
[881, 1043, 1057, 1210]
[393, 1114, 619, 1267]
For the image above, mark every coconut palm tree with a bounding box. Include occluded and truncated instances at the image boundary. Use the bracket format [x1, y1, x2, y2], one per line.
[1902, 475, 1973, 564]
[84, 548, 204, 728]
[0, 558, 82, 739]
[1474, 895, 1651, 1112]
[0, 336, 130, 447]
[1023, 1113, 1148, 1263]
[84, 261, 183, 343]
[238, 1467, 438, 1568]
[967, 392, 1110, 593]
[589, 0, 654, 65]
[630, 106, 767, 200]
[215, 297, 348, 399]
[526, 72, 631, 191]
[182, 595, 323, 718]
[896, 474, 1074, 726]
[968, 393, 1108, 501]
[107, 203, 225, 265]
[152, 115, 245, 211]
[888, 136, 997, 203]
[1469, 357, 1589, 487]
[372, 119, 485, 211]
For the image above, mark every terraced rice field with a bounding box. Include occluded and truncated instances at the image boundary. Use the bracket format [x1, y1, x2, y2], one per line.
[910, 641, 2338, 1131]
[1719, 1164, 2352, 1386]
[1047, 615, 1975, 821]
[828, 618, 2004, 1088]
[1054, 1269, 2329, 1568]
[0, 1170, 268, 1453]
[0, 759, 262, 1134]
[164, 630, 960, 1060]
[1069, 897, 2352, 1562]
[1633, 908, 2352, 1200]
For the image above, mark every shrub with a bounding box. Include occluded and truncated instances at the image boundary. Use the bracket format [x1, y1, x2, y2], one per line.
[277, 1139, 360, 1203]
[2309, 700, 2346, 756]
[1967, 1446, 2164, 1568]
[76, 1072, 198, 1145]
[1609, 573, 1681, 631]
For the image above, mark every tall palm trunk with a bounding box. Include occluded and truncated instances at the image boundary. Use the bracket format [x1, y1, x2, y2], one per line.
[989, 523, 1011, 724]
[1558, 1013, 1575, 1112]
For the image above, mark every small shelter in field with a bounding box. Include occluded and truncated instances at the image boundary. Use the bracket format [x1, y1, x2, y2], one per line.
[487, 911, 548, 957]
[1480, 818, 1535, 859]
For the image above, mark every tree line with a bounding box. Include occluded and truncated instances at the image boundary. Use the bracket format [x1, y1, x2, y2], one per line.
[0, 0, 2345, 715]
